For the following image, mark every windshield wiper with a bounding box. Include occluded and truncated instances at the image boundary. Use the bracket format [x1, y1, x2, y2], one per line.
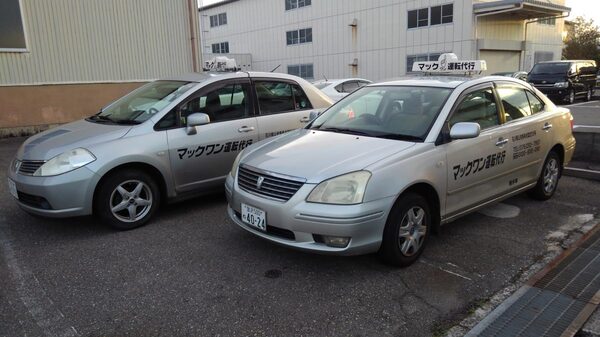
[318, 127, 372, 137]
[110, 119, 142, 125]
[375, 133, 423, 141]
[87, 114, 115, 123]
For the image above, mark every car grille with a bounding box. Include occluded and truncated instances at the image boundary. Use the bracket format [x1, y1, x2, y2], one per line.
[17, 191, 52, 210]
[18, 160, 45, 175]
[237, 166, 304, 202]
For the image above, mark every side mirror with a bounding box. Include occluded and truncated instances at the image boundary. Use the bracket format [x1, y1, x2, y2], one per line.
[186, 113, 211, 135]
[450, 122, 480, 140]
[309, 110, 320, 121]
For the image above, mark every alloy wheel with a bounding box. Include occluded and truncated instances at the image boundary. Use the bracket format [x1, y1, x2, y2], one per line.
[109, 180, 153, 223]
[397, 206, 427, 256]
[543, 158, 559, 194]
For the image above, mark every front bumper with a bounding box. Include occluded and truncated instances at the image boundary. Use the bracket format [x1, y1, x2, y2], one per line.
[533, 86, 569, 100]
[7, 164, 100, 217]
[225, 174, 394, 256]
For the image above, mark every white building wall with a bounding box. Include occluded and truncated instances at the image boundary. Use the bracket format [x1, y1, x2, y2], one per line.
[201, 0, 476, 81]
[0, 0, 198, 86]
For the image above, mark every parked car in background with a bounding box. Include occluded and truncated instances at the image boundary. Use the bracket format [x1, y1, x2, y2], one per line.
[8, 72, 332, 230]
[313, 78, 372, 101]
[226, 70, 575, 267]
[492, 71, 528, 81]
[528, 60, 597, 104]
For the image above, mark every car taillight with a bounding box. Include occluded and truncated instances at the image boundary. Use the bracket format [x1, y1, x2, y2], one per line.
[569, 113, 574, 131]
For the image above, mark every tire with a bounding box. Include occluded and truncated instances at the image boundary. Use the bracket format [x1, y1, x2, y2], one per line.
[379, 193, 431, 267]
[528, 151, 561, 201]
[95, 169, 160, 230]
[566, 89, 575, 104]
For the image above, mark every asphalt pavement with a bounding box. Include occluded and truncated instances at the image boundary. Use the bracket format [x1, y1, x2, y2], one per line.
[1, 136, 599, 337]
[560, 98, 600, 128]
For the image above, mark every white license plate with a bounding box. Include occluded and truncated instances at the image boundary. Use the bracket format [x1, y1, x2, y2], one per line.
[241, 203, 266, 231]
[8, 179, 18, 199]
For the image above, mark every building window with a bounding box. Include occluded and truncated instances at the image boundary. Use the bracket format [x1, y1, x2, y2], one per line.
[538, 17, 556, 25]
[285, 0, 311, 10]
[0, 0, 27, 51]
[406, 53, 447, 73]
[286, 28, 312, 45]
[431, 4, 453, 25]
[408, 3, 453, 29]
[288, 64, 314, 79]
[212, 42, 229, 54]
[408, 8, 429, 28]
[534, 51, 554, 64]
[210, 12, 227, 27]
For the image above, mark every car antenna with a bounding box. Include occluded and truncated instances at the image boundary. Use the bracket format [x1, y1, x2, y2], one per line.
[323, 74, 328, 81]
[270, 64, 281, 72]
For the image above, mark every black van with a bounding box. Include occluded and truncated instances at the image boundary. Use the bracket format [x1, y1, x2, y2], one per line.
[527, 60, 597, 104]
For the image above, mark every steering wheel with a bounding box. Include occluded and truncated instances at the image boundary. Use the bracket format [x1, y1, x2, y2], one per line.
[356, 113, 382, 125]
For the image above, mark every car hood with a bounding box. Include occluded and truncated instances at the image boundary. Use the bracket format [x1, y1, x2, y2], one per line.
[242, 129, 416, 183]
[17, 119, 132, 160]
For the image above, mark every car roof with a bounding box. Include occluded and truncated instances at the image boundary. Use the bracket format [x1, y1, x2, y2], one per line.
[371, 75, 527, 89]
[313, 78, 372, 85]
[163, 71, 318, 83]
[537, 60, 595, 64]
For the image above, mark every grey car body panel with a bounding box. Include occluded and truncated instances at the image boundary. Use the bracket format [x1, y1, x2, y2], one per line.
[240, 129, 415, 184]
[227, 76, 576, 255]
[17, 120, 132, 161]
[9, 71, 332, 217]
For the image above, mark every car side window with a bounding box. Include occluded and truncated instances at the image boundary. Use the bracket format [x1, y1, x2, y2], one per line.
[255, 81, 295, 114]
[342, 81, 359, 93]
[180, 82, 250, 124]
[449, 88, 499, 130]
[291, 84, 313, 110]
[525, 90, 544, 115]
[497, 87, 532, 121]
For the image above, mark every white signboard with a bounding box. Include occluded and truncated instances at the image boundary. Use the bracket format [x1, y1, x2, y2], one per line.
[412, 53, 487, 73]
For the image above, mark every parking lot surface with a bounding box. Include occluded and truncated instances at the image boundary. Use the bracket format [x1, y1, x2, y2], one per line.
[1, 136, 599, 337]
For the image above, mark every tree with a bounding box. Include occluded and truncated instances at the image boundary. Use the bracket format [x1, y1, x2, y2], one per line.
[563, 16, 600, 65]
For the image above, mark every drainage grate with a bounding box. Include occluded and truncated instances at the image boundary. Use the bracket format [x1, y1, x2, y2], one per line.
[467, 225, 600, 337]
[475, 288, 586, 337]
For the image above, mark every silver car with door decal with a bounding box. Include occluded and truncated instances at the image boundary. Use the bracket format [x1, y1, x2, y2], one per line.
[226, 55, 575, 267]
[7, 72, 332, 229]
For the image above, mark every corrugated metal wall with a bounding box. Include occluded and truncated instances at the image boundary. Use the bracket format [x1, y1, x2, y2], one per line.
[200, 0, 475, 81]
[0, 0, 196, 86]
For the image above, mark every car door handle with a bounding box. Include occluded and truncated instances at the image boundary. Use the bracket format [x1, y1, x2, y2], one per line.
[238, 126, 255, 133]
[495, 138, 509, 147]
[542, 123, 553, 131]
[300, 116, 310, 123]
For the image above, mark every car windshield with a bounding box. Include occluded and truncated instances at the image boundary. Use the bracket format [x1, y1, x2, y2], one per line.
[313, 82, 330, 89]
[530, 63, 570, 75]
[310, 86, 452, 141]
[89, 81, 196, 124]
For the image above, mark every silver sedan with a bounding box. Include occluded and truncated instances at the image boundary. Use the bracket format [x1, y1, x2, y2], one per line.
[8, 72, 332, 229]
[226, 75, 575, 266]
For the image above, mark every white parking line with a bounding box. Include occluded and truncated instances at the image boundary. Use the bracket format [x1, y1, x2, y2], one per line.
[420, 260, 473, 281]
[573, 125, 600, 129]
[562, 101, 600, 108]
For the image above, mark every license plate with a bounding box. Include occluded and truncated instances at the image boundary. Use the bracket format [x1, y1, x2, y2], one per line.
[241, 203, 266, 231]
[8, 179, 18, 200]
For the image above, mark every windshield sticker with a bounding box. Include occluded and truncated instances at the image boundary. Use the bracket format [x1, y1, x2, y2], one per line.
[453, 150, 506, 180]
[177, 139, 253, 159]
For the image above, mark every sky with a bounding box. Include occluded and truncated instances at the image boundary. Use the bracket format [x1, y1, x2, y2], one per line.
[200, 0, 599, 27]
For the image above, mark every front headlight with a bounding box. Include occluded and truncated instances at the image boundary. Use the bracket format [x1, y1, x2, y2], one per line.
[554, 81, 568, 88]
[230, 150, 245, 178]
[33, 148, 96, 177]
[307, 171, 371, 205]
